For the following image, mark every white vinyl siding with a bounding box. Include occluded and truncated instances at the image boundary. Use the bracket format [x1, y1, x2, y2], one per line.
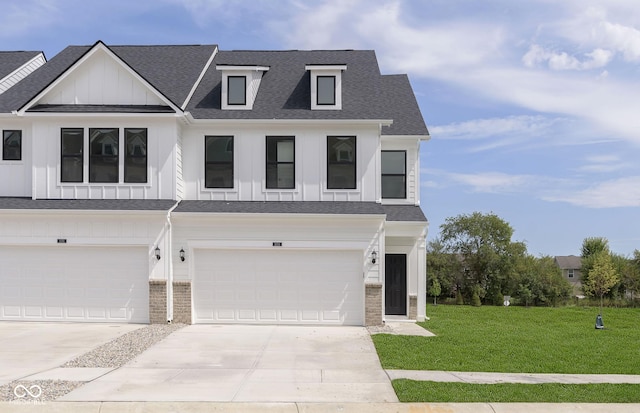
[380, 138, 419, 205]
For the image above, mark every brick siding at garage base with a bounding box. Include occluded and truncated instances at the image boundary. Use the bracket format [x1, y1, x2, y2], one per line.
[149, 280, 167, 324]
[409, 294, 417, 320]
[172, 280, 192, 324]
[365, 283, 383, 326]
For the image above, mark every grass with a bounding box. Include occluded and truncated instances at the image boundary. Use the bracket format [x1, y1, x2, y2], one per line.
[393, 380, 640, 403]
[373, 305, 640, 374]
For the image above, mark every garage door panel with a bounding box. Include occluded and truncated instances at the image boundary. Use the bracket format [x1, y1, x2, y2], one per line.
[0, 246, 148, 323]
[194, 249, 363, 325]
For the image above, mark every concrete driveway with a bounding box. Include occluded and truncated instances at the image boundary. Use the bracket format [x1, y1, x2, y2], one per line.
[61, 325, 397, 402]
[0, 322, 142, 386]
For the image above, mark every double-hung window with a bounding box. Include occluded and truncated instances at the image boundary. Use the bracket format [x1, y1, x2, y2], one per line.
[89, 128, 119, 183]
[2, 130, 21, 161]
[61, 128, 84, 182]
[568, 269, 574, 278]
[205, 136, 234, 188]
[124, 128, 147, 183]
[327, 136, 356, 189]
[266, 136, 295, 189]
[381, 150, 406, 199]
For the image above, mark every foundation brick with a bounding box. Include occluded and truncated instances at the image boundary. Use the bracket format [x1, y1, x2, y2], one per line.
[172, 280, 192, 324]
[149, 280, 167, 324]
[365, 283, 383, 326]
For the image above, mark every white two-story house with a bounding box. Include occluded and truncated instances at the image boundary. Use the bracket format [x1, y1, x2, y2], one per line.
[0, 41, 429, 326]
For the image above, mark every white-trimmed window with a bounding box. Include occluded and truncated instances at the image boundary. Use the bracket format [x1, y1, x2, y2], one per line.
[382, 150, 406, 199]
[568, 269, 574, 278]
[216, 65, 269, 110]
[306, 65, 347, 110]
[327, 136, 356, 189]
[266, 136, 295, 189]
[205, 136, 234, 189]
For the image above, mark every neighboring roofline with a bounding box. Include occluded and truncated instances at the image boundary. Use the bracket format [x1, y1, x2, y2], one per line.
[382, 133, 431, 141]
[16, 41, 183, 115]
[0, 52, 46, 88]
[181, 46, 219, 110]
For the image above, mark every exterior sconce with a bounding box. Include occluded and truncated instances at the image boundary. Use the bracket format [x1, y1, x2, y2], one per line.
[179, 248, 185, 262]
[155, 246, 161, 261]
[371, 250, 377, 264]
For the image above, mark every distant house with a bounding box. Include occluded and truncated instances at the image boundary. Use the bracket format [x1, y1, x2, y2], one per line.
[554, 255, 583, 296]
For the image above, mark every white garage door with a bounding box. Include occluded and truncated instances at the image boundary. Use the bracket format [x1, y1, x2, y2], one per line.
[0, 246, 148, 323]
[193, 249, 363, 325]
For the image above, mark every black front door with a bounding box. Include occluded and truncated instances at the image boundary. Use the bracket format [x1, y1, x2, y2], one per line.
[385, 254, 407, 315]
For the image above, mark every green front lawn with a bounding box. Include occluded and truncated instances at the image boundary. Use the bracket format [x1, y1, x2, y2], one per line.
[393, 380, 640, 403]
[373, 305, 640, 374]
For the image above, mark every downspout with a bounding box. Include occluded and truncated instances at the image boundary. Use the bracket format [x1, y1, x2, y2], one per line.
[166, 201, 180, 322]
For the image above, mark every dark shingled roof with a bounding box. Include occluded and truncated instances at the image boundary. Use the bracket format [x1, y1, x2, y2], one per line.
[382, 205, 428, 222]
[555, 255, 582, 270]
[174, 200, 427, 222]
[0, 198, 177, 211]
[186, 50, 428, 136]
[0, 51, 41, 80]
[0, 43, 217, 113]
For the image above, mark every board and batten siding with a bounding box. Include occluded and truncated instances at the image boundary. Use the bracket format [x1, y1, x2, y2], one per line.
[0, 120, 32, 197]
[182, 123, 379, 202]
[380, 137, 420, 206]
[0, 53, 46, 94]
[31, 118, 180, 200]
[37, 49, 164, 106]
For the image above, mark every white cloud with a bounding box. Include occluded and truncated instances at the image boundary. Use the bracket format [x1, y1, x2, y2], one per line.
[544, 176, 640, 208]
[522, 45, 613, 70]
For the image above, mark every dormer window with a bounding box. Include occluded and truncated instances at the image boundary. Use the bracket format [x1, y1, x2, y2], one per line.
[216, 65, 269, 110]
[227, 76, 246, 105]
[306, 65, 347, 110]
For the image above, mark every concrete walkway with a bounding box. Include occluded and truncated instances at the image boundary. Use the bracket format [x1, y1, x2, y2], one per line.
[3, 401, 640, 412]
[387, 370, 640, 384]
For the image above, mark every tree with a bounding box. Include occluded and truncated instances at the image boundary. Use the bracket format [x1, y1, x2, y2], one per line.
[584, 251, 619, 314]
[581, 237, 610, 289]
[429, 278, 442, 305]
[439, 212, 526, 304]
[426, 238, 461, 299]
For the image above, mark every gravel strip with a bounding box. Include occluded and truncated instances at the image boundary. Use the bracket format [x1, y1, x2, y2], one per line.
[62, 323, 185, 368]
[0, 380, 83, 402]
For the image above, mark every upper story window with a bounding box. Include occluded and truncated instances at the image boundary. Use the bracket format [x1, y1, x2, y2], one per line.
[216, 65, 269, 110]
[61, 128, 84, 183]
[205, 136, 234, 189]
[60, 127, 148, 184]
[568, 269, 574, 278]
[327, 136, 356, 189]
[381, 151, 406, 199]
[2, 130, 22, 161]
[227, 76, 246, 105]
[306, 65, 347, 110]
[124, 128, 147, 183]
[89, 128, 119, 183]
[266, 136, 295, 189]
[317, 76, 336, 105]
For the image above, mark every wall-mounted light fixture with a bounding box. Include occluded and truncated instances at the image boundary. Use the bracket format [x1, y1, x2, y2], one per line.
[371, 250, 377, 264]
[155, 246, 161, 261]
[179, 248, 185, 262]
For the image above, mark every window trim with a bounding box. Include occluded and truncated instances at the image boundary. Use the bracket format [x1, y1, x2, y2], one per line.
[265, 136, 295, 190]
[2, 130, 22, 161]
[568, 269, 574, 278]
[227, 76, 246, 106]
[60, 128, 84, 183]
[327, 136, 357, 190]
[316, 75, 336, 106]
[205, 135, 234, 189]
[381, 150, 407, 199]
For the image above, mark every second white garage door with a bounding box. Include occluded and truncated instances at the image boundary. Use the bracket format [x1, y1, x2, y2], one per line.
[193, 249, 363, 325]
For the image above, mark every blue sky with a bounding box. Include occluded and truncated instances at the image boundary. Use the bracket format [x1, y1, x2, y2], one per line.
[2, 0, 639, 257]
